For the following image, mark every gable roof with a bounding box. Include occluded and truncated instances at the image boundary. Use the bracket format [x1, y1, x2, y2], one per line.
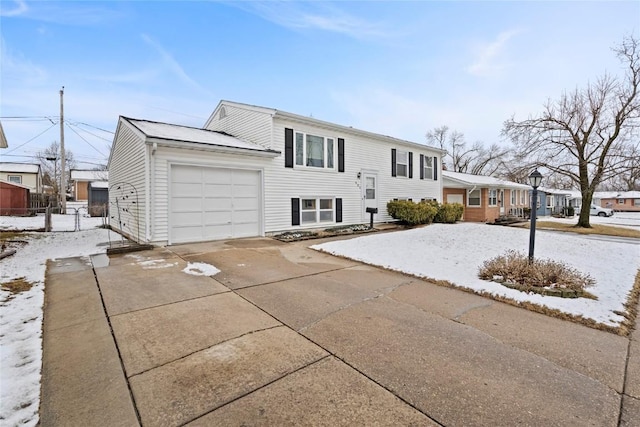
[120, 117, 280, 157]
[442, 170, 530, 190]
[71, 169, 108, 181]
[0, 162, 40, 174]
[207, 100, 445, 154]
[0, 122, 7, 148]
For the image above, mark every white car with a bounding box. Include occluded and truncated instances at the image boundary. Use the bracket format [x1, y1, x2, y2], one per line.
[590, 204, 614, 217]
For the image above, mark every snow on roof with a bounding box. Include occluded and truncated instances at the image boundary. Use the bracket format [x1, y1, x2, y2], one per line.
[89, 180, 109, 189]
[125, 118, 276, 153]
[71, 169, 108, 181]
[0, 162, 40, 173]
[596, 190, 640, 199]
[442, 170, 530, 189]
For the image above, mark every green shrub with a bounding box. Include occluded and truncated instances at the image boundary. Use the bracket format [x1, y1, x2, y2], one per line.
[435, 202, 464, 223]
[386, 200, 438, 226]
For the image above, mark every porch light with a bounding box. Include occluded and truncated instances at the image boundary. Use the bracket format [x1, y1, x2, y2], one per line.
[528, 169, 543, 263]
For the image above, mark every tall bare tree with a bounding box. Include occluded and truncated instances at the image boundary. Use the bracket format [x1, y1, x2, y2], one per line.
[503, 35, 640, 227]
[35, 141, 76, 198]
[426, 126, 509, 175]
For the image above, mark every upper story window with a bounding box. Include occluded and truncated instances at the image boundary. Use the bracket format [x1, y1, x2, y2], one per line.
[488, 189, 498, 206]
[423, 156, 433, 180]
[295, 132, 334, 169]
[468, 189, 481, 207]
[395, 150, 408, 177]
[8, 175, 22, 184]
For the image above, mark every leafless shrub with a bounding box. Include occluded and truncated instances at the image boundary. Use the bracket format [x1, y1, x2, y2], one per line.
[478, 250, 595, 292]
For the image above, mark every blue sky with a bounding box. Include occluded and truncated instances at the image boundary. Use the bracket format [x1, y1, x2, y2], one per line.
[1, 0, 638, 169]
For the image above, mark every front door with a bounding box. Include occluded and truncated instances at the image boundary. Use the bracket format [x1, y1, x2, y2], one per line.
[499, 189, 505, 215]
[362, 172, 377, 221]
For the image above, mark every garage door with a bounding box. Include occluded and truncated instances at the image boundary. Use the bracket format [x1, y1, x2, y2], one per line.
[170, 165, 261, 244]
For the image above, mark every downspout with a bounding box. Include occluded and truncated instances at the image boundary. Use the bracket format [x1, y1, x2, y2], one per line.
[145, 142, 156, 243]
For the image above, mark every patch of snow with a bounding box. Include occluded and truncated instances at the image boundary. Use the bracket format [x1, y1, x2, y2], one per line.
[540, 211, 640, 230]
[0, 229, 111, 426]
[0, 214, 106, 232]
[182, 262, 221, 276]
[312, 222, 640, 328]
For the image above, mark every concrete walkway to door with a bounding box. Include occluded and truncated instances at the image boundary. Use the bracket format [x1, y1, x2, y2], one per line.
[39, 236, 640, 426]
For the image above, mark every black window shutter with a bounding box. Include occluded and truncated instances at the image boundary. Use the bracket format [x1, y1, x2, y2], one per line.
[284, 128, 294, 168]
[338, 138, 345, 172]
[391, 149, 397, 177]
[433, 157, 438, 180]
[336, 198, 343, 223]
[291, 198, 300, 226]
[408, 152, 413, 178]
[420, 154, 424, 180]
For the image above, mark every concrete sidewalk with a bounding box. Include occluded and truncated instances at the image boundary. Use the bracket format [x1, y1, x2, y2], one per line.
[40, 237, 640, 426]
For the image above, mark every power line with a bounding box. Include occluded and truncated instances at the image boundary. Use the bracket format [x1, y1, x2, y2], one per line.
[3, 123, 59, 155]
[68, 120, 115, 134]
[64, 122, 108, 157]
[66, 121, 113, 142]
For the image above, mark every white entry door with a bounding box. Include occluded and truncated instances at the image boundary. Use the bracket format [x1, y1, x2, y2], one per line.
[170, 165, 261, 244]
[499, 189, 505, 215]
[362, 172, 377, 221]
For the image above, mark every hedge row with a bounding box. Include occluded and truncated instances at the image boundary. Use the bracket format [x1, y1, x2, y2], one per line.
[386, 200, 464, 225]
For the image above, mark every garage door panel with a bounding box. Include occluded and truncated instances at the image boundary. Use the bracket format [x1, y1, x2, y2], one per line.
[203, 169, 233, 184]
[170, 166, 261, 244]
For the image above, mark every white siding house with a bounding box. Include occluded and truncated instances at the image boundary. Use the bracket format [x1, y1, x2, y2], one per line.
[108, 100, 443, 245]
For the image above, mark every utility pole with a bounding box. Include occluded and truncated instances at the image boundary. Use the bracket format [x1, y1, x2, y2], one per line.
[59, 86, 66, 214]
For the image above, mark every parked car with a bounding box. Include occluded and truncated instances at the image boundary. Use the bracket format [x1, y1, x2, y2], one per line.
[590, 204, 614, 217]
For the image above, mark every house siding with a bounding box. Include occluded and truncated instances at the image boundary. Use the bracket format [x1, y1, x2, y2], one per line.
[204, 105, 273, 149]
[108, 122, 147, 243]
[0, 172, 40, 193]
[600, 197, 640, 212]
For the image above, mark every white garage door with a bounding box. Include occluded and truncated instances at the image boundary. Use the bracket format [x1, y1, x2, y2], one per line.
[170, 165, 261, 244]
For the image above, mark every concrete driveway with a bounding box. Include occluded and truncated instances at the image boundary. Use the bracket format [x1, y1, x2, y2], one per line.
[40, 236, 640, 426]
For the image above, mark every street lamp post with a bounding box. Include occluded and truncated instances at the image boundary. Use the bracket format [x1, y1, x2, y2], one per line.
[528, 169, 543, 263]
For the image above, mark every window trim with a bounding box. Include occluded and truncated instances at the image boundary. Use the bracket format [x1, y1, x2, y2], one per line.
[510, 189, 516, 205]
[488, 189, 498, 207]
[294, 131, 336, 170]
[7, 175, 22, 184]
[468, 189, 481, 207]
[546, 195, 554, 208]
[395, 150, 409, 178]
[300, 197, 335, 224]
[423, 156, 433, 180]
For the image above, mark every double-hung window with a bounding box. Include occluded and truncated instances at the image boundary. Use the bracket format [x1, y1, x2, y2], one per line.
[8, 175, 22, 184]
[301, 198, 334, 224]
[488, 189, 498, 206]
[295, 132, 334, 169]
[520, 190, 525, 205]
[423, 156, 433, 180]
[468, 189, 481, 207]
[510, 190, 516, 205]
[395, 150, 408, 177]
[547, 195, 554, 208]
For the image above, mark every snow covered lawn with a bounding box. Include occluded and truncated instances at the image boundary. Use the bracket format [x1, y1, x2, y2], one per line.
[312, 222, 639, 329]
[0, 213, 106, 232]
[0, 220, 112, 426]
[541, 211, 640, 230]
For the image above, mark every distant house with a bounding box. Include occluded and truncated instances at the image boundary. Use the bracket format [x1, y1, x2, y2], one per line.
[0, 180, 30, 215]
[70, 169, 108, 201]
[533, 188, 572, 217]
[442, 170, 531, 222]
[87, 180, 109, 216]
[596, 191, 640, 212]
[0, 163, 42, 194]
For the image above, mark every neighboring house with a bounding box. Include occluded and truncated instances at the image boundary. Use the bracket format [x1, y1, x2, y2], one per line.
[534, 188, 572, 217]
[0, 122, 7, 149]
[108, 100, 443, 245]
[0, 162, 42, 194]
[442, 170, 531, 223]
[70, 169, 109, 201]
[597, 191, 640, 212]
[0, 180, 30, 215]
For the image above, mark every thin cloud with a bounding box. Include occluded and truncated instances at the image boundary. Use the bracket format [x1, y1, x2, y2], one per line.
[229, 1, 387, 40]
[0, 37, 48, 85]
[0, 0, 27, 17]
[141, 34, 204, 92]
[467, 29, 523, 77]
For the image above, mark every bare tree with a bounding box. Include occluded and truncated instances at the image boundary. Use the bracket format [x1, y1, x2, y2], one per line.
[35, 141, 76, 198]
[502, 35, 640, 227]
[426, 126, 509, 175]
